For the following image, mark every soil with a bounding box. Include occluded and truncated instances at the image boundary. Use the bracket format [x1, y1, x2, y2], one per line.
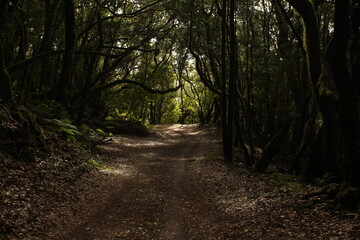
[2, 124, 360, 239]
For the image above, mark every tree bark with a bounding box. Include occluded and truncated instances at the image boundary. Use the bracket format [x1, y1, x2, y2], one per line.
[221, 0, 229, 160]
[0, 1, 15, 105]
[55, 0, 76, 106]
[285, 0, 322, 96]
[39, 0, 61, 92]
[0, 48, 15, 105]
[330, 0, 360, 187]
[255, 117, 292, 173]
[225, 0, 237, 162]
[285, 0, 343, 180]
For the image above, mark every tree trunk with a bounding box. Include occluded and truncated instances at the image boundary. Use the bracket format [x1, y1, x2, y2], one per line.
[351, 0, 360, 94]
[55, 0, 76, 106]
[285, 0, 343, 181]
[221, 0, 229, 160]
[39, 0, 60, 93]
[330, 0, 360, 187]
[0, 42, 14, 105]
[303, 127, 324, 180]
[291, 118, 315, 173]
[255, 116, 292, 173]
[234, 97, 251, 166]
[0, 1, 15, 105]
[225, 0, 237, 162]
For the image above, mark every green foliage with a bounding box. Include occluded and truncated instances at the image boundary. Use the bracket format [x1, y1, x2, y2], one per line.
[96, 128, 106, 135]
[162, 100, 181, 123]
[267, 172, 303, 196]
[15, 106, 46, 144]
[96, 128, 113, 137]
[45, 119, 80, 142]
[103, 118, 150, 136]
[0, 105, 46, 161]
[32, 99, 69, 119]
[59, 127, 76, 142]
[85, 158, 107, 170]
[2, 0, 355, 189]
[92, 109, 151, 136]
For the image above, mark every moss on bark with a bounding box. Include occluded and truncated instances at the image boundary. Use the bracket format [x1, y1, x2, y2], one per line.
[335, 185, 360, 210]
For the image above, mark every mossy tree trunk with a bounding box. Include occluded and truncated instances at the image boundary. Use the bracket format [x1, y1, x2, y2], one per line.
[329, 0, 360, 188]
[287, 0, 360, 208]
[318, 84, 342, 180]
[285, 0, 343, 180]
[273, 0, 314, 171]
[0, 1, 15, 105]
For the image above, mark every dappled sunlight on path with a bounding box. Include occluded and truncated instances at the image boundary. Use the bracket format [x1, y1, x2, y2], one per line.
[48, 124, 222, 240]
[47, 124, 360, 240]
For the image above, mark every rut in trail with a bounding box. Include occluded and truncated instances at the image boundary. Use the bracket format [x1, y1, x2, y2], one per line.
[49, 124, 222, 240]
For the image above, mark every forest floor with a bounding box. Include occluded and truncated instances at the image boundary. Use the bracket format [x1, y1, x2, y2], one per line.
[2, 124, 360, 239]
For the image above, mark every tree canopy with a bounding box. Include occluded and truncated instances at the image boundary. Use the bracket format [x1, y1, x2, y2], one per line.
[0, 0, 359, 209]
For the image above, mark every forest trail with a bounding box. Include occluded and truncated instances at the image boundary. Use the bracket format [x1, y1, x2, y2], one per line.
[48, 124, 222, 239]
[47, 124, 359, 240]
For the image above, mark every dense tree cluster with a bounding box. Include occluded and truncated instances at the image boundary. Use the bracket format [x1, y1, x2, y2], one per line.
[0, 0, 359, 208]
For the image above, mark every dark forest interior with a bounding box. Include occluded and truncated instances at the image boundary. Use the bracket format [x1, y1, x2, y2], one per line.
[0, 0, 359, 239]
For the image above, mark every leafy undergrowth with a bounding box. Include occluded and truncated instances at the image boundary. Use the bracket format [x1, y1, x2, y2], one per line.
[0, 105, 109, 239]
[90, 118, 151, 137]
[0, 143, 101, 239]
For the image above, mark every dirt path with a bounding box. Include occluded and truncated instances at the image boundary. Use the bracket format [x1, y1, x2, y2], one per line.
[48, 124, 221, 240]
[47, 124, 360, 240]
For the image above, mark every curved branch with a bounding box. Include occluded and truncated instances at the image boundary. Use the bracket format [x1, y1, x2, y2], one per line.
[6, 46, 156, 72]
[74, 79, 182, 112]
[80, 0, 162, 38]
[285, 0, 322, 91]
[76, 47, 158, 58]
[6, 50, 64, 73]
[188, 4, 221, 96]
[96, 79, 182, 95]
[276, 0, 306, 56]
[188, 45, 221, 95]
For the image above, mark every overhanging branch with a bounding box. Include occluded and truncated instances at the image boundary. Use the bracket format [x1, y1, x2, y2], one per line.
[96, 79, 182, 94]
[74, 78, 182, 112]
